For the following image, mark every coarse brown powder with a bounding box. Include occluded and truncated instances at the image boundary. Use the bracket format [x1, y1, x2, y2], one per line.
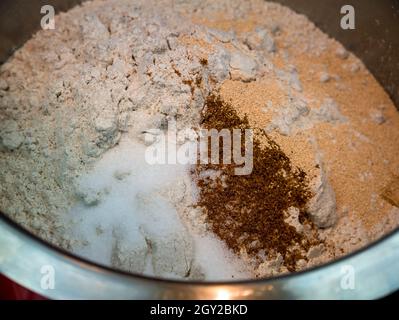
[193, 94, 322, 271]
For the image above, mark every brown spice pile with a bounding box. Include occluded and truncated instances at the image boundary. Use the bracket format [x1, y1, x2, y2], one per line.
[193, 94, 321, 271]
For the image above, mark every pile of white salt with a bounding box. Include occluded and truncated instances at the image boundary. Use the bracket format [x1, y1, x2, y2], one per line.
[67, 136, 251, 280]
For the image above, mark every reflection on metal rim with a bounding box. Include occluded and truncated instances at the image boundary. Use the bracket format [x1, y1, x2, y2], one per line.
[1, 213, 399, 299]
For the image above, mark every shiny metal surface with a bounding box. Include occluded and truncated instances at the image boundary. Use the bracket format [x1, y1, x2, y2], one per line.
[0, 0, 399, 299]
[1, 215, 399, 299]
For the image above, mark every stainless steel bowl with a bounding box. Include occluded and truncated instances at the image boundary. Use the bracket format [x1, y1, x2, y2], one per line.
[1, 0, 399, 299]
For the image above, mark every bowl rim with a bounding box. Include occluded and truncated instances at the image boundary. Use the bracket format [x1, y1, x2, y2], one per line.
[1, 209, 398, 286]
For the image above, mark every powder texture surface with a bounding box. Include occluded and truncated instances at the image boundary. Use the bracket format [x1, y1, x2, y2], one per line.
[0, 0, 399, 279]
[194, 95, 322, 272]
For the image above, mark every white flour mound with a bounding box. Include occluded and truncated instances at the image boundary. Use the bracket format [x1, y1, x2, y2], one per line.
[0, 0, 229, 252]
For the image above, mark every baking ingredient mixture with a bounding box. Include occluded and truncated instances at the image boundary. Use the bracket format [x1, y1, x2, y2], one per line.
[0, 0, 399, 280]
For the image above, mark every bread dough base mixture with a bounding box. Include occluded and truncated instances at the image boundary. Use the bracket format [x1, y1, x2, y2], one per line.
[0, 0, 398, 280]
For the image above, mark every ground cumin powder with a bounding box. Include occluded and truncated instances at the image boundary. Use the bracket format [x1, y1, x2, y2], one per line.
[193, 95, 322, 271]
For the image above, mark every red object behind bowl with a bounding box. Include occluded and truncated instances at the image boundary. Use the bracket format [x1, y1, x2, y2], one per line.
[0, 273, 46, 300]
